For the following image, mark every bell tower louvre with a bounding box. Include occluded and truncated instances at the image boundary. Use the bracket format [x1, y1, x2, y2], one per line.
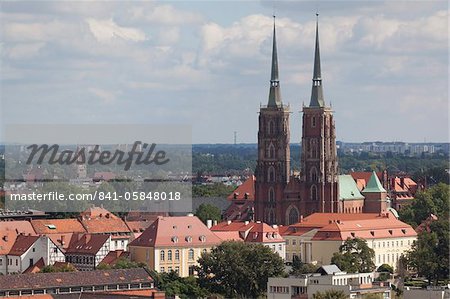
[254, 17, 291, 225]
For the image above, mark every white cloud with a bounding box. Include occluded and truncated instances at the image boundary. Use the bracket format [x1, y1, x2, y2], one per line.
[89, 87, 117, 104]
[86, 18, 147, 43]
[127, 4, 203, 25]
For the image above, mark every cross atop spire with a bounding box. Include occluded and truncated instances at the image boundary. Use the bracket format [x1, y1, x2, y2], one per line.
[267, 15, 282, 108]
[309, 14, 325, 107]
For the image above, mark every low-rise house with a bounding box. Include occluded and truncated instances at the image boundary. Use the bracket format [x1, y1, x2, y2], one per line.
[65, 234, 111, 271]
[0, 268, 163, 298]
[31, 218, 87, 252]
[129, 215, 222, 277]
[6, 235, 65, 274]
[79, 207, 131, 251]
[267, 265, 391, 299]
[0, 230, 16, 275]
[99, 250, 130, 268]
[211, 220, 285, 258]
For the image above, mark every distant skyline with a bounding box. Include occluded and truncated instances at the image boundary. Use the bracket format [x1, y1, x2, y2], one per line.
[1, 1, 448, 144]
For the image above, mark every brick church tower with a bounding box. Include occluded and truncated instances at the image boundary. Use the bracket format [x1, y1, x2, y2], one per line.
[299, 16, 339, 214]
[254, 19, 290, 225]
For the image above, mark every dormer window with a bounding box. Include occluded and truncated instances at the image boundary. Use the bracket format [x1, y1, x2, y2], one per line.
[388, 230, 393, 235]
[199, 235, 206, 242]
[185, 236, 192, 243]
[401, 229, 406, 234]
[351, 232, 355, 238]
[171, 236, 178, 243]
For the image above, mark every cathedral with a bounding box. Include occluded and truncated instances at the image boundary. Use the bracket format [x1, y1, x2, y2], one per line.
[225, 16, 389, 225]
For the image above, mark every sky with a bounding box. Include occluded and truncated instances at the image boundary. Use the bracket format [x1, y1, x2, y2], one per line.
[1, 0, 448, 144]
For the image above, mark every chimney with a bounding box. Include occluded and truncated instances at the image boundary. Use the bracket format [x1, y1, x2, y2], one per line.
[187, 213, 194, 217]
[272, 224, 278, 229]
[60, 235, 65, 245]
[400, 177, 405, 188]
[227, 220, 232, 225]
[206, 220, 213, 229]
[300, 215, 304, 223]
[213, 220, 218, 226]
[244, 221, 249, 225]
[85, 234, 91, 243]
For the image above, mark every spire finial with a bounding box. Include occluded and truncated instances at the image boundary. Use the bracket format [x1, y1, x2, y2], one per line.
[267, 14, 282, 107]
[309, 13, 325, 107]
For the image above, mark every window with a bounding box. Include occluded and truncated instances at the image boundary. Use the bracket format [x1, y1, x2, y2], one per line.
[160, 267, 165, 273]
[311, 185, 318, 201]
[188, 249, 194, 260]
[311, 116, 316, 127]
[168, 250, 172, 261]
[53, 247, 58, 253]
[268, 120, 275, 135]
[0, 259, 2, 266]
[160, 250, 165, 261]
[268, 143, 275, 159]
[278, 244, 282, 251]
[175, 266, 180, 274]
[32, 248, 35, 252]
[268, 166, 275, 182]
[310, 167, 318, 182]
[268, 188, 275, 202]
[288, 207, 299, 225]
[175, 250, 180, 261]
[189, 265, 195, 276]
[15, 259, 18, 266]
[168, 266, 172, 272]
[202, 249, 207, 254]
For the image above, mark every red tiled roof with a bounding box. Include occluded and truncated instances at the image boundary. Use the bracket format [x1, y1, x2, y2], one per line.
[80, 206, 120, 220]
[93, 172, 116, 181]
[126, 211, 169, 222]
[227, 175, 255, 201]
[0, 220, 36, 235]
[23, 257, 45, 273]
[311, 215, 417, 241]
[48, 233, 74, 251]
[0, 268, 153, 291]
[9, 235, 39, 256]
[126, 220, 153, 233]
[99, 250, 130, 266]
[244, 222, 284, 243]
[66, 233, 110, 255]
[213, 231, 243, 241]
[129, 216, 222, 248]
[31, 218, 86, 234]
[0, 230, 18, 255]
[350, 172, 383, 184]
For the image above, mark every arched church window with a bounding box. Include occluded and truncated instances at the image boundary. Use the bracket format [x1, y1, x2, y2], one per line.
[268, 120, 275, 135]
[268, 209, 276, 225]
[287, 206, 299, 225]
[312, 116, 316, 127]
[268, 187, 275, 203]
[310, 167, 318, 182]
[311, 185, 318, 201]
[268, 143, 275, 159]
[268, 166, 275, 182]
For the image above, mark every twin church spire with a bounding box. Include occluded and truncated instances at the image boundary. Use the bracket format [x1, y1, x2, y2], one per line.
[267, 14, 325, 108]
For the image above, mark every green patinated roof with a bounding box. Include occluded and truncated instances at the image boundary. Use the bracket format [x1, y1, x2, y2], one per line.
[362, 171, 387, 193]
[338, 175, 364, 201]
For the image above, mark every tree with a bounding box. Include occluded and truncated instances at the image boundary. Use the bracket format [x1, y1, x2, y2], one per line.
[195, 203, 222, 224]
[41, 264, 76, 273]
[376, 264, 393, 281]
[313, 289, 347, 299]
[153, 270, 208, 299]
[331, 238, 375, 273]
[196, 241, 285, 298]
[406, 218, 449, 285]
[399, 183, 449, 227]
[290, 255, 318, 276]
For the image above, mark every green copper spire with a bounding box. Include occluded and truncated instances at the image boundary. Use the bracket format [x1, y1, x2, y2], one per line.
[363, 171, 387, 193]
[268, 16, 282, 108]
[309, 14, 325, 107]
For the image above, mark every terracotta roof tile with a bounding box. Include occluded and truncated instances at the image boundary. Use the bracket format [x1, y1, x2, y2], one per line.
[80, 218, 130, 234]
[244, 222, 284, 243]
[23, 257, 45, 273]
[0, 268, 153, 291]
[31, 219, 86, 234]
[0, 230, 17, 255]
[99, 250, 130, 266]
[0, 220, 36, 235]
[66, 233, 110, 255]
[227, 176, 255, 201]
[126, 220, 153, 233]
[129, 216, 222, 248]
[9, 235, 40, 256]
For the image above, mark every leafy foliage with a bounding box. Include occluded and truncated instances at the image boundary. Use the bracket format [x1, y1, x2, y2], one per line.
[195, 203, 222, 224]
[41, 264, 76, 273]
[152, 270, 208, 299]
[290, 255, 318, 276]
[312, 289, 347, 299]
[192, 183, 235, 198]
[406, 217, 449, 285]
[331, 238, 375, 273]
[196, 241, 285, 298]
[399, 183, 449, 227]
[96, 258, 146, 270]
